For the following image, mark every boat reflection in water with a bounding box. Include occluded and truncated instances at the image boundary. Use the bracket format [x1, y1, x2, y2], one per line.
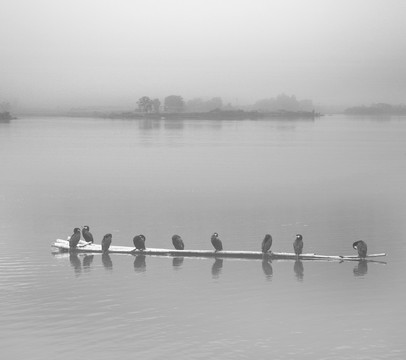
[294, 260, 304, 281]
[172, 257, 184, 270]
[101, 253, 113, 271]
[211, 258, 223, 279]
[133, 254, 147, 273]
[83, 254, 94, 273]
[69, 252, 82, 276]
[353, 260, 368, 277]
[262, 259, 273, 281]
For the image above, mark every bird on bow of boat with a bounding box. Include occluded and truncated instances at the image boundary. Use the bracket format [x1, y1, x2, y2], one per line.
[101, 233, 112, 254]
[293, 234, 303, 258]
[261, 234, 273, 254]
[353, 240, 367, 258]
[69, 228, 81, 249]
[211, 232, 223, 252]
[172, 234, 184, 250]
[133, 235, 146, 251]
[82, 225, 94, 243]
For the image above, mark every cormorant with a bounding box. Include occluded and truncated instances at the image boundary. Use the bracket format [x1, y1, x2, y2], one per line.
[293, 234, 303, 258]
[172, 234, 185, 250]
[69, 228, 81, 249]
[101, 233, 112, 254]
[211, 232, 223, 252]
[133, 234, 146, 251]
[261, 234, 273, 254]
[82, 225, 94, 243]
[353, 240, 367, 258]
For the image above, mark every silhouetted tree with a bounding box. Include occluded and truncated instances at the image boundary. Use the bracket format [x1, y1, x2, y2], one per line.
[252, 94, 313, 112]
[185, 97, 223, 112]
[164, 95, 184, 113]
[151, 98, 161, 113]
[137, 96, 153, 113]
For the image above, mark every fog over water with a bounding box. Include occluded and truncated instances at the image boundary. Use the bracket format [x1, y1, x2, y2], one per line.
[1, 0, 406, 110]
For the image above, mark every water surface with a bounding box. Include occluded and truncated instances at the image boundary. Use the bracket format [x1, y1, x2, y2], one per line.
[0, 115, 405, 359]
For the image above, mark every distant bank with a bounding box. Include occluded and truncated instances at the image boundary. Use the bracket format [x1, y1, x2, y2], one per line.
[0, 111, 16, 121]
[68, 109, 322, 120]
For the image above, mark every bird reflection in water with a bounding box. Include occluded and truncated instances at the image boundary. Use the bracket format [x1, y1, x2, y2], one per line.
[262, 259, 273, 280]
[172, 257, 184, 270]
[102, 253, 113, 271]
[133, 254, 147, 273]
[69, 252, 82, 276]
[294, 260, 304, 281]
[82, 255, 94, 273]
[353, 260, 368, 277]
[211, 258, 223, 279]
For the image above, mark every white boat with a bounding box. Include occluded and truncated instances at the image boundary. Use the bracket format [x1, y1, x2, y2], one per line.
[51, 239, 386, 262]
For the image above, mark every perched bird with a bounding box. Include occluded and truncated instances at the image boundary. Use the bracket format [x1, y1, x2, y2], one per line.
[293, 234, 303, 258]
[172, 234, 185, 250]
[101, 233, 112, 254]
[69, 228, 81, 249]
[353, 240, 367, 258]
[82, 225, 94, 243]
[133, 235, 146, 251]
[261, 234, 273, 254]
[211, 232, 223, 252]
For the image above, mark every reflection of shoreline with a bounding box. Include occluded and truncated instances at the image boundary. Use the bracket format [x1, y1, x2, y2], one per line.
[353, 260, 368, 277]
[294, 260, 304, 281]
[211, 258, 223, 279]
[105, 110, 320, 121]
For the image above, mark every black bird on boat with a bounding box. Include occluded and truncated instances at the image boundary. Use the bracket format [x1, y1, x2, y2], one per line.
[211, 232, 223, 252]
[101, 233, 112, 254]
[172, 234, 185, 250]
[261, 234, 273, 254]
[82, 225, 94, 243]
[69, 228, 81, 249]
[293, 234, 303, 258]
[133, 235, 146, 251]
[352, 240, 367, 258]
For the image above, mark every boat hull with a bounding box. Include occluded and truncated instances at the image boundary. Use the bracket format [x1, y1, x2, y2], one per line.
[52, 239, 386, 262]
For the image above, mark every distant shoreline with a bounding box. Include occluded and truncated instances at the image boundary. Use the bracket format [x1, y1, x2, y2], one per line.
[67, 109, 323, 120]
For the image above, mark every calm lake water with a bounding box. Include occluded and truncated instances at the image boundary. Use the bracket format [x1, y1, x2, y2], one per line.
[1, 115, 405, 359]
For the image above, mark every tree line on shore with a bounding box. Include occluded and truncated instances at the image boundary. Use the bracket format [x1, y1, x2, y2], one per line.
[344, 103, 406, 115]
[136, 94, 315, 114]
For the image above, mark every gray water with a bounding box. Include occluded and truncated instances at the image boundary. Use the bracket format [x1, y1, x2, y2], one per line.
[0, 115, 405, 359]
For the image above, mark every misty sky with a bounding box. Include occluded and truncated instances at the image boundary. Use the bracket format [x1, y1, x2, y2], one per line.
[1, 0, 405, 109]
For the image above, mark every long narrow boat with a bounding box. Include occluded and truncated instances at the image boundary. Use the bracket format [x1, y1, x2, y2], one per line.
[51, 239, 386, 262]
